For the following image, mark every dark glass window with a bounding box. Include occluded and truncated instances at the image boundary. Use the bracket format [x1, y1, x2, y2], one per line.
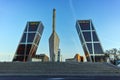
[34, 34, 40, 45]
[91, 22, 95, 30]
[21, 33, 26, 43]
[95, 56, 105, 62]
[27, 33, 35, 42]
[79, 22, 90, 30]
[16, 44, 25, 55]
[87, 43, 93, 54]
[91, 56, 95, 62]
[38, 24, 44, 35]
[94, 43, 104, 54]
[83, 45, 91, 61]
[83, 45, 88, 55]
[93, 31, 99, 41]
[25, 25, 28, 32]
[28, 22, 39, 31]
[83, 32, 91, 41]
[76, 24, 80, 34]
[31, 46, 37, 57]
[25, 56, 28, 61]
[79, 32, 84, 44]
[16, 56, 24, 61]
[26, 44, 32, 55]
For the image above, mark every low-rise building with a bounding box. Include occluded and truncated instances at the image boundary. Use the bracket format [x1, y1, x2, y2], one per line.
[32, 54, 49, 62]
[66, 54, 84, 62]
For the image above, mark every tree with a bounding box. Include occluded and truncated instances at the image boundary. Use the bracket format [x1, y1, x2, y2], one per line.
[105, 48, 120, 65]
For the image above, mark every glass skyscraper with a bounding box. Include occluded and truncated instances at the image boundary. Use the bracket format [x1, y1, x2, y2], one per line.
[76, 20, 105, 62]
[13, 21, 44, 62]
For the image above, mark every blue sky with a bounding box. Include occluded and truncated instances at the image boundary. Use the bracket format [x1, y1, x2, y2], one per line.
[0, 0, 120, 61]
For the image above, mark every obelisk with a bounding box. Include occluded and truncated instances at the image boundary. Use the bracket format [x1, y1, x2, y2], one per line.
[49, 8, 60, 62]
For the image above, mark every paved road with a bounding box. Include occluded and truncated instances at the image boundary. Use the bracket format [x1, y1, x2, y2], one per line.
[0, 76, 120, 80]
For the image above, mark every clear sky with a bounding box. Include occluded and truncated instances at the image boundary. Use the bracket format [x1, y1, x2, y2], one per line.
[0, 0, 120, 61]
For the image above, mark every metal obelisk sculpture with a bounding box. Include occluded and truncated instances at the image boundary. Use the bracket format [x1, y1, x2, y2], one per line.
[49, 8, 60, 62]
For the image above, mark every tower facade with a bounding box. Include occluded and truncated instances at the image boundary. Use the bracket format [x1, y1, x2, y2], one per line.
[49, 9, 60, 62]
[76, 20, 105, 62]
[13, 21, 44, 62]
